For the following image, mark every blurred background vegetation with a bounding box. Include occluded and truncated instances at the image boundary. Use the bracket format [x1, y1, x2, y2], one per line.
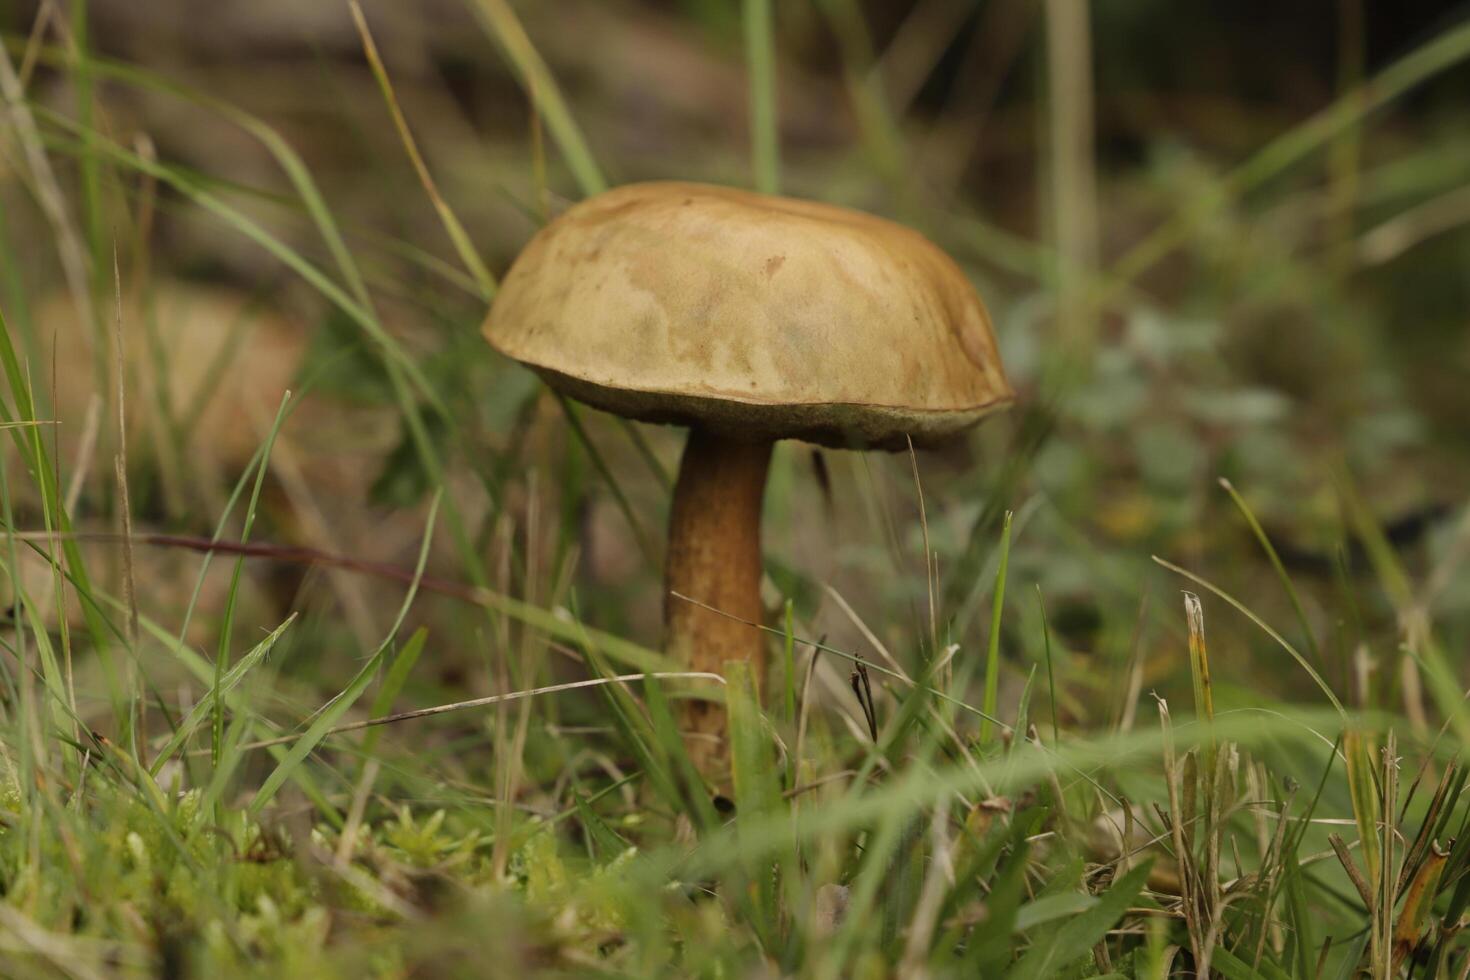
[5, 0, 1463, 712]
[1, 0, 1470, 974]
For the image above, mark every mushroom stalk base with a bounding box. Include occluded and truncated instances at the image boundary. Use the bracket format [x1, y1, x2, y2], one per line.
[665, 429, 772, 775]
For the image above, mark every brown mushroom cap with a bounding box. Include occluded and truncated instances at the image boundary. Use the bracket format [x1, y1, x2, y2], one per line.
[482, 181, 1013, 449]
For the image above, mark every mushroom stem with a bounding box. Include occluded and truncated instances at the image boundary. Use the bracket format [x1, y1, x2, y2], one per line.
[664, 428, 772, 773]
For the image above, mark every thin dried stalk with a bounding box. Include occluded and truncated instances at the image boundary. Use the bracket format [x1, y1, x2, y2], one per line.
[223, 673, 726, 754]
[1328, 832, 1374, 910]
[1159, 697, 1207, 972]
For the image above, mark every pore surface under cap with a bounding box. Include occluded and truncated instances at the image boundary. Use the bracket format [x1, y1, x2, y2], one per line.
[482, 181, 1013, 449]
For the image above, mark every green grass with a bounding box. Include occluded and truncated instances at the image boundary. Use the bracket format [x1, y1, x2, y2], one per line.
[0, 2, 1468, 976]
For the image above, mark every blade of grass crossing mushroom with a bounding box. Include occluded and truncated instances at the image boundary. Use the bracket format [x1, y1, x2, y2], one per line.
[640, 673, 721, 832]
[553, 393, 657, 566]
[672, 591, 1007, 731]
[743, 0, 779, 193]
[212, 674, 722, 755]
[569, 607, 688, 816]
[478, 588, 674, 672]
[908, 437, 938, 656]
[618, 418, 671, 492]
[467, 0, 607, 196]
[596, 672, 685, 820]
[19, 524, 681, 687]
[726, 659, 784, 943]
[782, 599, 797, 729]
[247, 492, 442, 816]
[979, 510, 1013, 747]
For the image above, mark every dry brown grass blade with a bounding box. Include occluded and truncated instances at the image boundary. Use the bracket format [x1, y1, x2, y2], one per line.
[467, 0, 606, 196]
[824, 584, 907, 681]
[1184, 592, 1215, 728]
[1396, 758, 1458, 898]
[1328, 832, 1374, 910]
[218, 672, 725, 754]
[349, 0, 496, 299]
[1158, 696, 1208, 972]
[905, 436, 937, 656]
[111, 249, 138, 653]
[1392, 841, 1447, 971]
[15, 0, 55, 88]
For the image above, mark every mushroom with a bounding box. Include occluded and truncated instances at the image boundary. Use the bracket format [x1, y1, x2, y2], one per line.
[481, 181, 1012, 772]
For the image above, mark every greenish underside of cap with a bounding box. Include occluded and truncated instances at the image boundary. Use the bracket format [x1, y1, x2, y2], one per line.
[532, 364, 1013, 451]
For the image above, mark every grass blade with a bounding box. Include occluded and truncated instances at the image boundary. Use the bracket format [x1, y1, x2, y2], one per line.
[1008, 859, 1153, 979]
[1219, 478, 1323, 667]
[148, 613, 297, 775]
[211, 391, 292, 768]
[979, 510, 1013, 747]
[360, 628, 428, 757]
[1154, 555, 1345, 716]
[350, 0, 496, 300]
[248, 492, 441, 814]
[467, 0, 607, 196]
[742, 0, 779, 193]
